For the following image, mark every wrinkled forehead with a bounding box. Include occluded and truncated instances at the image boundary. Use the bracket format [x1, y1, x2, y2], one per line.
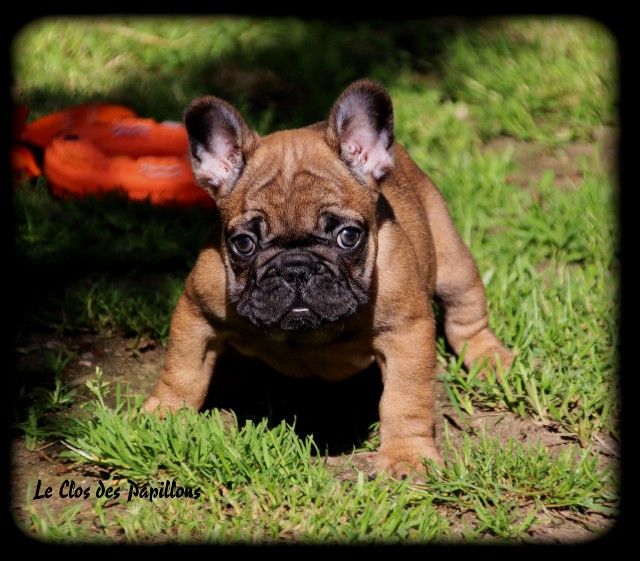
[226, 130, 372, 234]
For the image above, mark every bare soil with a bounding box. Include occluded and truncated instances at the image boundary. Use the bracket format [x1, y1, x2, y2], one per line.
[483, 126, 617, 189]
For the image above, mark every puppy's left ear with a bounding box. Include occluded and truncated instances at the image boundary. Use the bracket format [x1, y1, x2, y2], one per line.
[327, 80, 395, 182]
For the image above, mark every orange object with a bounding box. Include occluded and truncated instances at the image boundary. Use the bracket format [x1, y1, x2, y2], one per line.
[44, 137, 213, 207]
[65, 118, 189, 158]
[22, 104, 137, 148]
[12, 145, 41, 179]
[18, 102, 211, 207]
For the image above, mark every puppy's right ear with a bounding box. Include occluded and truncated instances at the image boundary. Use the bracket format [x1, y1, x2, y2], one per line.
[184, 97, 259, 199]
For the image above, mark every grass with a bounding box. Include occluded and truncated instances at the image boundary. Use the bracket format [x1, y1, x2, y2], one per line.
[12, 16, 618, 543]
[15, 181, 207, 341]
[27, 273, 184, 342]
[436, 161, 618, 443]
[18, 371, 616, 543]
[440, 18, 617, 143]
[15, 179, 213, 270]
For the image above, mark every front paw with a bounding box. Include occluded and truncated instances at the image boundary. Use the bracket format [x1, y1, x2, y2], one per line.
[374, 441, 443, 480]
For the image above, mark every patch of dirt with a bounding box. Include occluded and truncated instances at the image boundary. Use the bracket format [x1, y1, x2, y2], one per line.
[15, 331, 163, 400]
[12, 332, 166, 539]
[483, 126, 617, 189]
[522, 509, 614, 544]
[12, 332, 617, 543]
[10, 438, 129, 540]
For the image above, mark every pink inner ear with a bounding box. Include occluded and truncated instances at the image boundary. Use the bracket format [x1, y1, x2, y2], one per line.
[194, 131, 241, 187]
[342, 116, 393, 180]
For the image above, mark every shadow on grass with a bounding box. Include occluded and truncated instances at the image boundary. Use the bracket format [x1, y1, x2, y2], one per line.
[16, 18, 471, 128]
[15, 185, 214, 338]
[203, 347, 382, 455]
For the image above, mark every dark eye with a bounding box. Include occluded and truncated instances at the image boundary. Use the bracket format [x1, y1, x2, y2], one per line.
[231, 234, 256, 256]
[337, 227, 363, 249]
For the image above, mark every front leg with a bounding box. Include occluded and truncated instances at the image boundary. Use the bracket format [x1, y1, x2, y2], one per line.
[145, 293, 219, 413]
[373, 316, 442, 479]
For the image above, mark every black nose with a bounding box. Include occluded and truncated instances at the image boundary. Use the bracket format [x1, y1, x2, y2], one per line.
[280, 262, 312, 285]
[277, 254, 317, 286]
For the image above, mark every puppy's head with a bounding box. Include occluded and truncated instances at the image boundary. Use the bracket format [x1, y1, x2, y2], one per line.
[185, 80, 395, 331]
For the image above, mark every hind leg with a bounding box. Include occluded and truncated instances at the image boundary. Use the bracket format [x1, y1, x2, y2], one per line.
[439, 266, 513, 373]
[425, 188, 513, 373]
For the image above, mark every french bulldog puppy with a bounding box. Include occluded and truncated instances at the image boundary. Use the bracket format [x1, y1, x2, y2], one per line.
[145, 80, 513, 478]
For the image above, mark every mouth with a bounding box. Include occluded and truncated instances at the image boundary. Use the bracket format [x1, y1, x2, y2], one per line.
[279, 306, 320, 331]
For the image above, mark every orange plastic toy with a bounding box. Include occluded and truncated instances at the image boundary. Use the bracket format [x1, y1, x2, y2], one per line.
[12, 145, 41, 180]
[44, 138, 212, 206]
[17, 104, 213, 207]
[63, 118, 189, 158]
[22, 104, 137, 148]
